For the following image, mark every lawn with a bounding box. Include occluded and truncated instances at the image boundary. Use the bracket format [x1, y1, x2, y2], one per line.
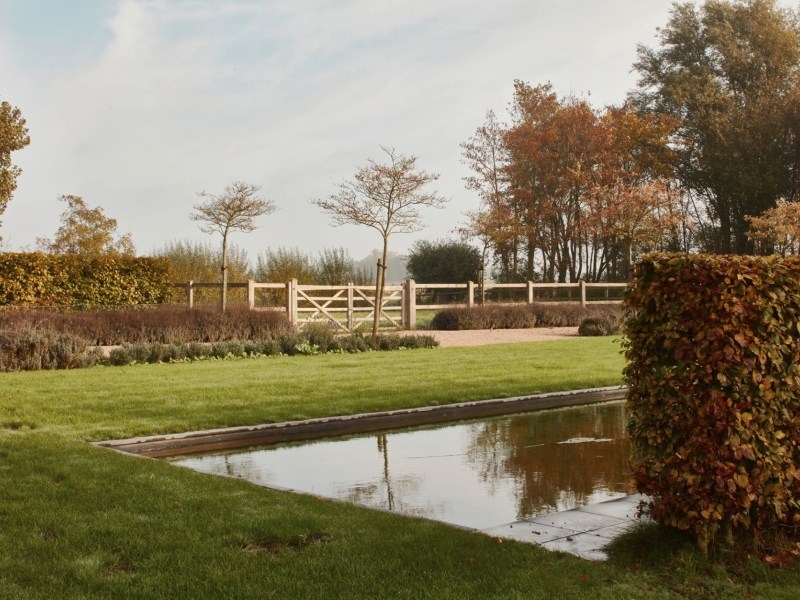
[1, 338, 798, 599]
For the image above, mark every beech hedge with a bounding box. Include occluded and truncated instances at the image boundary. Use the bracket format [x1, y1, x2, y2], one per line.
[0, 252, 172, 306]
[623, 253, 800, 552]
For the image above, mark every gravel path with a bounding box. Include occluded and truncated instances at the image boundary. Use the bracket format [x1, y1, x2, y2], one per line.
[403, 327, 580, 348]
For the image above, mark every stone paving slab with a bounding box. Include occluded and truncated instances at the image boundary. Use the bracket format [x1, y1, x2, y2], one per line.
[526, 508, 627, 532]
[482, 521, 580, 544]
[576, 498, 641, 520]
[480, 494, 648, 561]
[540, 532, 611, 561]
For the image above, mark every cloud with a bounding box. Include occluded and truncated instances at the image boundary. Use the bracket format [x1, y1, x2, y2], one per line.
[1, 0, 678, 260]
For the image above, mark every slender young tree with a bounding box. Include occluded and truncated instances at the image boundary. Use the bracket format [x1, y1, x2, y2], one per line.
[190, 181, 276, 311]
[312, 146, 448, 336]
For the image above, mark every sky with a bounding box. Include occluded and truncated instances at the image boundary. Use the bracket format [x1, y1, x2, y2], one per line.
[1, 0, 700, 262]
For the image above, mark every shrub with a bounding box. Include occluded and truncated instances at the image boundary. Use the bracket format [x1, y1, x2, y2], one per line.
[0, 252, 171, 307]
[0, 327, 99, 372]
[105, 332, 439, 366]
[153, 239, 252, 304]
[0, 305, 292, 345]
[430, 303, 621, 330]
[406, 239, 481, 284]
[578, 316, 622, 337]
[623, 253, 800, 553]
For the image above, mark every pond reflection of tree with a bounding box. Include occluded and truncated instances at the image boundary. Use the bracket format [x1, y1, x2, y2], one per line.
[338, 435, 442, 519]
[465, 404, 632, 520]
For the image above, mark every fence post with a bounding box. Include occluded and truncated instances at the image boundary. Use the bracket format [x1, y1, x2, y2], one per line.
[467, 281, 474, 307]
[247, 279, 255, 310]
[527, 281, 534, 305]
[347, 282, 354, 331]
[406, 279, 416, 330]
[292, 278, 298, 325]
[186, 281, 194, 309]
[580, 279, 587, 308]
[286, 279, 297, 325]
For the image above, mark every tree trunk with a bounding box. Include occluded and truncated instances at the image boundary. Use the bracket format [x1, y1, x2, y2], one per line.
[719, 204, 732, 254]
[372, 237, 389, 338]
[221, 232, 228, 313]
[526, 238, 535, 282]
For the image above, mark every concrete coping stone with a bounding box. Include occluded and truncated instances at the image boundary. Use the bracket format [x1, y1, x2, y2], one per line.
[94, 385, 626, 458]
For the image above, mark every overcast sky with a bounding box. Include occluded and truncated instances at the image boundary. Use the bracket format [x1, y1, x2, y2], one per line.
[0, 0, 707, 260]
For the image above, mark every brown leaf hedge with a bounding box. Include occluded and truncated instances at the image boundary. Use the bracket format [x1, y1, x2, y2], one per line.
[623, 253, 800, 551]
[0, 252, 172, 307]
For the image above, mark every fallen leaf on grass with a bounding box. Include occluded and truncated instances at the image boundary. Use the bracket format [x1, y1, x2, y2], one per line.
[579, 575, 588, 583]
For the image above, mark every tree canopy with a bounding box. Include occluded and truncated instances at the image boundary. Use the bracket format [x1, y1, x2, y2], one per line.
[313, 146, 447, 335]
[190, 181, 277, 311]
[36, 195, 135, 256]
[631, 0, 800, 253]
[0, 97, 30, 241]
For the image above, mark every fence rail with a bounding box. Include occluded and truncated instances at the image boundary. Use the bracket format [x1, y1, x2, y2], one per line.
[173, 279, 627, 331]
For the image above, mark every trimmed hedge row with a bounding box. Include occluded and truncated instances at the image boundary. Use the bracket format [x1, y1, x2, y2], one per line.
[623, 254, 800, 552]
[0, 252, 172, 306]
[0, 319, 439, 371]
[0, 305, 291, 345]
[429, 302, 623, 331]
[107, 333, 438, 366]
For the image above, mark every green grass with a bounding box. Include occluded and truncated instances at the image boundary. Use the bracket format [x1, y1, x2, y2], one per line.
[2, 338, 624, 441]
[1, 339, 798, 599]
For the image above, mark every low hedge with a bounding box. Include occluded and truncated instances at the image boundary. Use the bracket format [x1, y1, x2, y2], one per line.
[107, 333, 438, 366]
[429, 302, 622, 331]
[623, 253, 800, 553]
[0, 328, 100, 372]
[0, 252, 172, 307]
[0, 318, 438, 371]
[0, 305, 291, 345]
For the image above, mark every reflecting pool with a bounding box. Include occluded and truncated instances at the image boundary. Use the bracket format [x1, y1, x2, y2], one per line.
[169, 402, 632, 530]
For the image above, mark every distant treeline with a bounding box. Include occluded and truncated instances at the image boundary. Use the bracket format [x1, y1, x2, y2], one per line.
[153, 240, 408, 304]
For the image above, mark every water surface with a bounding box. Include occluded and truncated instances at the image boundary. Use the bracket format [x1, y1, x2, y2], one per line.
[170, 402, 631, 530]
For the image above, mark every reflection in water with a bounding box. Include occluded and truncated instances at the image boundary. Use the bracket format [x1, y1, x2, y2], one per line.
[169, 402, 631, 530]
[465, 404, 631, 521]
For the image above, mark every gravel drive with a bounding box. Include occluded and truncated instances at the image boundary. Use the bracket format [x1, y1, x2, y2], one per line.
[402, 327, 580, 348]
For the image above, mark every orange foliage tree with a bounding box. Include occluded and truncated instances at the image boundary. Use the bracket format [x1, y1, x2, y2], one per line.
[461, 83, 685, 283]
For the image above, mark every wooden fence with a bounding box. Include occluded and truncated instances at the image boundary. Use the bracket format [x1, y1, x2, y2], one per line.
[174, 280, 628, 332]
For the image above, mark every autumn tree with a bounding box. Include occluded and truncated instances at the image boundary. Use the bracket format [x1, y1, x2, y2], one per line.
[631, 0, 800, 253]
[0, 97, 30, 241]
[313, 146, 448, 336]
[191, 181, 276, 311]
[36, 195, 135, 256]
[587, 106, 683, 279]
[460, 111, 520, 280]
[503, 82, 600, 283]
[746, 199, 800, 255]
[462, 86, 681, 283]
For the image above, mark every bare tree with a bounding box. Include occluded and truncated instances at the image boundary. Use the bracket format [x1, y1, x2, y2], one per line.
[190, 181, 277, 311]
[312, 146, 448, 336]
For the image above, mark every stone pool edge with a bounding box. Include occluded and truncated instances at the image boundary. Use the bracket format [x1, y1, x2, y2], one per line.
[93, 385, 626, 458]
